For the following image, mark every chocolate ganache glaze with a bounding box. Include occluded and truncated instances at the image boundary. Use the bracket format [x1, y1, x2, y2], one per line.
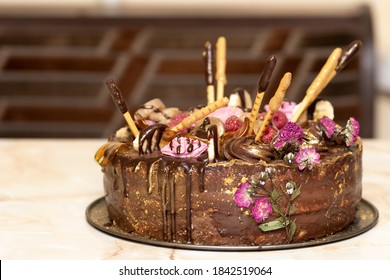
[98, 118, 362, 246]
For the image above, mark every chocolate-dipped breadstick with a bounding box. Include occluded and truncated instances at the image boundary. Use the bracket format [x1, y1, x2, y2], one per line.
[106, 79, 139, 137]
[248, 55, 277, 135]
[215, 36, 227, 100]
[290, 48, 341, 123]
[255, 72, 292, 142]
[203, 41, 215, 104]
[323, 40, 363, 86]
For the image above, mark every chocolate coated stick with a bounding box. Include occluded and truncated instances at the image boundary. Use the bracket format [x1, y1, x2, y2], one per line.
[291, 47, 342, 123]
[106, 79, 139, 137]
[255, 72, 292, 142]
[248, 55, 277, 135]
[258, 55, 277, 93]
[203, 41, 215, 104]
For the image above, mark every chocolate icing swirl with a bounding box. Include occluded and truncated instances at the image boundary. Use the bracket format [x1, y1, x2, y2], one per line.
[223, 136, 274, 163]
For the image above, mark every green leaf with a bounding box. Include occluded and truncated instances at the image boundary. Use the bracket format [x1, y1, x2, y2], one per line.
[270, 188, 280, 201]
[259, 219, 290, 232]
[288, 220, 297, 241]
[290, 186, 301, 201]
[289, 204, 296, 215]
[272, 204, 284, 216]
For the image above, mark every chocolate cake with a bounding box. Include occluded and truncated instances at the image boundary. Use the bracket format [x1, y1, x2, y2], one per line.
[95, 38, 363, 246]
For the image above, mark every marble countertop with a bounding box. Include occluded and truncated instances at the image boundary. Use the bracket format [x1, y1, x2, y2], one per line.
[0, 138, 389, 260]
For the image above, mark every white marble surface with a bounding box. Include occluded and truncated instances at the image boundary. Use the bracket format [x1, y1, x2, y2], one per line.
[0, 138, 389, 260]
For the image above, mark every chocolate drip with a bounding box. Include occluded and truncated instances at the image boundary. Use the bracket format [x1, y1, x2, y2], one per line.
[160, 164, 178, 242]
[121, 166, 129, 197]
[106, 79, 128, 114]
[258, 55, 277, 93]
[139, 123, 168, 155]
[207, 125, 220, 162]
[203, 41, 215, 86]
[160, 166, 168, 240]
[132, 155, 208, 244]
[185, 166, 193, 243]
[169, 171, 177, 242]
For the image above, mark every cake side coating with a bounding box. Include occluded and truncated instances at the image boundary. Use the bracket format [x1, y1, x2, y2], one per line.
[102, 139, 362, 246]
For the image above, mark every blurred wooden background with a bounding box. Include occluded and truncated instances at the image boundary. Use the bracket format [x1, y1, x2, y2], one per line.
[0, 5, 374, 138]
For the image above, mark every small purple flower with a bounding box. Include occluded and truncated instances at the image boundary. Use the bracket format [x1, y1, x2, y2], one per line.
[344, 117, 360, 146]
[234, 181, 253, 208]
[319, 116, 335, 139]
[295, 148, 321, 170]
[251, 198, 273, 223]
[273, 121, 303, 150]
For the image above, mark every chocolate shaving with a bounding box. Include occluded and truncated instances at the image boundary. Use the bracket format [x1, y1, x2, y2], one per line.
[258, 55, 277, 93]
[106, 79, 128, 114]
[336, 40, 362, 72]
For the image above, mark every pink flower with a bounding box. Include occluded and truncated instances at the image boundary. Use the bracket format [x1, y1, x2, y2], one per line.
[251, 198, 273, 223]
[273, 122, 303, 150]
[319, 116, 335, 138]
[295, 148, 321, 170]
[344, 117, 360, 146]
[234, 182, 253, 208]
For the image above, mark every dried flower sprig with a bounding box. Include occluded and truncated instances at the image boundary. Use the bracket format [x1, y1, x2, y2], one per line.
[273, 121, 303, 151]
[319, 116, 336, 139]
[343, 117, 360, 146]
[233, 167, 301, 243]
[295, 148, 321, 171]
[233, 181, 253, 208]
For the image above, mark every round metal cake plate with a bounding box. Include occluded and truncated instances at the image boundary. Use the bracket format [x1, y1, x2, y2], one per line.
[86, 197, 378, 251]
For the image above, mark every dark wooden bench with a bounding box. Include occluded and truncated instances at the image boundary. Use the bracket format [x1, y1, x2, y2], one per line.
[0, 5, 375, 138]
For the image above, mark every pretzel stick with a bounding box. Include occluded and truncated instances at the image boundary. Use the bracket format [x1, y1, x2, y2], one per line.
[255, 72, 292, 142]
[171, 97, 229, 133]
[203, 41, 215, 104]
[248, 92, 264, 135]
[248, 55, 277, 135]
[215, 36, 227, 100]
[290, 48, 342, 123]
[106, 79, 139, 137]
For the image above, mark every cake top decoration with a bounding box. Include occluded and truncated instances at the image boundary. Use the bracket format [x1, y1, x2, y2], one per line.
[98, 37, 362, 173]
